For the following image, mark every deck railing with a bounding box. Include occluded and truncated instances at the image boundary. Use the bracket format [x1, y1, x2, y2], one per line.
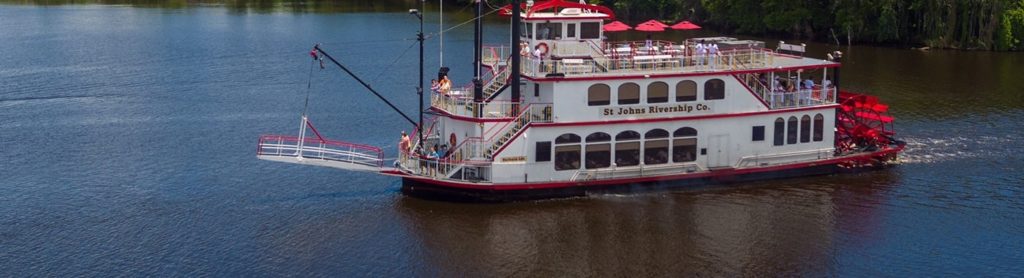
[257, 135, 384, 168]
[521, 48, 772, 77]
[397, 155, 493, 182]
[430, 89, 518, 118]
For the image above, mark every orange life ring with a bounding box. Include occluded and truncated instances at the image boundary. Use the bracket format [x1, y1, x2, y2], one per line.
[449, 133, 457, 147]
[536, 43, 549, 56]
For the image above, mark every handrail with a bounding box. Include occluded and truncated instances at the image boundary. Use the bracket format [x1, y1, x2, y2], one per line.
[257, 134, 385, 168]
[735, 148, 833, 168]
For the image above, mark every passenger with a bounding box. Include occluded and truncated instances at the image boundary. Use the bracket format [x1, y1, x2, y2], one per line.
[430, 79, 440, 93]
[439, 75, 452, 95]
[645, 34, 653, 53]
[519, 42, 530, 57]
[708, 43, 719, 68]
[399, 131, 411, 163]
[533, 46, 544, 73]
[426, 145, 438, 176]
[695, 41, 705, 65]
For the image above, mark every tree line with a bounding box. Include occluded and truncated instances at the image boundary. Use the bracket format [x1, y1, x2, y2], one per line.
[477, 0, 1024, 51]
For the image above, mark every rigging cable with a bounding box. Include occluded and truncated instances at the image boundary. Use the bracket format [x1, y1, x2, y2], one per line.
[302, 50, 317, 117]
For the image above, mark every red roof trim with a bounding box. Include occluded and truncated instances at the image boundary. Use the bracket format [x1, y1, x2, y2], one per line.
[523, 64, 841, 82]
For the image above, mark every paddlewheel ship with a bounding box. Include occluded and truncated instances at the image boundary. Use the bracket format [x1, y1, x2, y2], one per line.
[256, 0, 905, 202]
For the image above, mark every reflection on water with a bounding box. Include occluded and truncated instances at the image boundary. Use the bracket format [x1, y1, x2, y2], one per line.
[395, 172, 899, 276]
[3, 0, 430, 13]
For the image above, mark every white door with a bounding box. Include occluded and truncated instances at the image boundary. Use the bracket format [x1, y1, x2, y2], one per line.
[708, 134, 731, 168]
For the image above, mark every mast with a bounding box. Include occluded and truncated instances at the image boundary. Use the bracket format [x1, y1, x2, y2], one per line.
[473, 0, 484, 105]
[416, 1, 425, 150]
[510, 0, 521, 103]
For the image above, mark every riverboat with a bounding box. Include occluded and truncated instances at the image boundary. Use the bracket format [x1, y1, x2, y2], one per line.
[256, 0, 905, 202]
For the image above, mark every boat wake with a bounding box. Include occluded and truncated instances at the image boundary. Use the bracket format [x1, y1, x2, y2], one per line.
[897, 134, 1019, 164]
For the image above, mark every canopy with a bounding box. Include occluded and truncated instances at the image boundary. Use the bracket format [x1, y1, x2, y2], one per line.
[670, 21, 702, 30]
[639, 19, 669, 28]
[499, 0, 616, 20]
[603, 21, 631, 32]
[634, 22, 665, 32]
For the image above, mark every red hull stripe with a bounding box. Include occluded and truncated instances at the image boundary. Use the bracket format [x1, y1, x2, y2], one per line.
[392, 148, 901, 191]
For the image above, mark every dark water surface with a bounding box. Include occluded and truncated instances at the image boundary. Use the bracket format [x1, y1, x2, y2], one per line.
[2, 4, 1023, 276]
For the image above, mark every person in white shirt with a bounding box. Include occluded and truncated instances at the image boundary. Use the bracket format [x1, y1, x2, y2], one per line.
[532, 46, 543, 74]
[695, 41, 706, 66]
[708, 43, 719, 68]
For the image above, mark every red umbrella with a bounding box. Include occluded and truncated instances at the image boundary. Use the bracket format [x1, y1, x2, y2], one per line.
[670, 21, 702, 30]
[639, 19, 669, 28]
[603, 21, 631, 32]
[634, 22, 665, 32]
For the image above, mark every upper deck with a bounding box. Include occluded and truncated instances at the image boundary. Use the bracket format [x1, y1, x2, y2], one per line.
[486, 39, 839, 80]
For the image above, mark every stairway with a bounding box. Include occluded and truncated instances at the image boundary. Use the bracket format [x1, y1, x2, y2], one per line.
[482, 104, 551, 159]
[463, 63, 511, 113]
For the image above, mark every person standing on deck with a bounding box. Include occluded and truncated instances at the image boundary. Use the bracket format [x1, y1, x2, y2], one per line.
[709, 42, 719, 69]
[399, 131, 411, 164]
[439, 75, 452, 95]
[694, 41, 705, 66]
[532, 46, 543, 75]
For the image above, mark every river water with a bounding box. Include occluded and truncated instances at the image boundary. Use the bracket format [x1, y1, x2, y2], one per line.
[1, 3, 1022, 276]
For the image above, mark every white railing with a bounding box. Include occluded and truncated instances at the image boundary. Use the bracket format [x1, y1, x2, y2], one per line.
[431, 89, 518, 119]
[397, 155, 492, 182]
[257, 135, 384, 169]
[764, 88, 837, 109]
[572, 162, 705, 182]
[446, 103, 554, 162]
[521, 48, 772, 77]
[735, 148, 834, 168]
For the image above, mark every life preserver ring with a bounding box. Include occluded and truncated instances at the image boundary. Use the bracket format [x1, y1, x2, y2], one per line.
[449, 133, 457, 147]
[536, 43, 549, 56]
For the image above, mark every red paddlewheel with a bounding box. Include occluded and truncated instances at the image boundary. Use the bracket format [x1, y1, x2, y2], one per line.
[836, 91, 897, 154]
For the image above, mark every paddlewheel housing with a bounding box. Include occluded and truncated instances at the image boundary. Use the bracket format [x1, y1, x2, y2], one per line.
[835, 91, 905, 166]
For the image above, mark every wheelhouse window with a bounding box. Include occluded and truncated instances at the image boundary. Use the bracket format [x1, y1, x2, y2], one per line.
[618, 83, 640, 105]
[585, 132, 611, 169]
[673, 127, 697, 162]
[704, 79, 725, 100]
[580, 22, 600, 39]
[773, 118, 785, 146]
[521, 23, 532, 39]
[566, 23, 577, 38]
[644, 129, 669, 165]
[800, 115, 811, 143]
[813, 114, 825, 142]
[676, 80, 697, 102]
[588, 84, 610, 106]
[648, 82, 669, 103]
[787, 116, 798, 144]
[615, 131, 641, 167]
[537, 22, 562, 40]
[554, 133, 581, 171]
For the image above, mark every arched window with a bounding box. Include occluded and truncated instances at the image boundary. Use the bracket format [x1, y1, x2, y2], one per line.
[615, 131, 641, 166]
[588, 84, 610, 106]
[773, 118, 785, 146]
[704, 79, 725, 100]
[676, 80, 697, 102]
[800, 115, 812, 143]
[673, 127, 698, 162]
[787, 116, 798, 144]
[585, 132, 611, 169]
[554, 133, 581, 171]
[813, 114, 825, 142]
[648, 82, 669, 103]
[644, 129, 669, 165]
[618, 83, 640, 105]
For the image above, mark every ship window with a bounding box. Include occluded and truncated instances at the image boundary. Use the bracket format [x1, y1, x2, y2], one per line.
[521, 23, 532, 39]
[787, 116, 798, 144]
[800, 115, 812, 143]
[615, 131, 641, 167]
[618, 83, 640, 105]
[535, 141, 551, 162]
[752, 126, 765, 141]
[555, 133, 581, 144]
[585, 132, 611, 169]
[580, 22, 600, 39]
[554, 133, 581, 171]
[566, 23, 577, 38]
[647, 82, 669, 103]
[644, 129, 670, 165]
[813, 114, 825, 142]
[588, 84, 610, 106]
[676, 80, 697, 102]
[704, 79, 725, 100]
[672, 127, 698, 162]
[538, 22, 562, 40]
[773, 118, 785, 146]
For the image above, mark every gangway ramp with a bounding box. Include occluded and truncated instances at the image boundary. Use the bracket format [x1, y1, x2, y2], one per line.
[257, 135, 385, 172]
